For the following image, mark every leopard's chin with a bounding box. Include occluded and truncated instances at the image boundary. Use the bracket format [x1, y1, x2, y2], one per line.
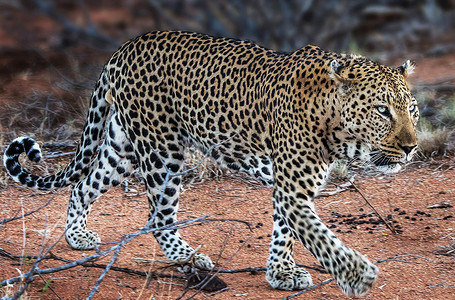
[375, 163, 402, 173]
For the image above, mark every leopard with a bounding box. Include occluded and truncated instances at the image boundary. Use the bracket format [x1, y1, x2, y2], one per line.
[4, 31, 419, 296]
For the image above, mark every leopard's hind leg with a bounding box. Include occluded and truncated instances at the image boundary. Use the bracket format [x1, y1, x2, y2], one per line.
[65, 113, 137, 249]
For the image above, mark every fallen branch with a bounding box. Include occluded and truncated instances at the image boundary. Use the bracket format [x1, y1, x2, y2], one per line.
[1, 247, 328, 277]
[0, 216, 208, 288]
[425, 282, 455, 288]
[0, 248, 186, 279]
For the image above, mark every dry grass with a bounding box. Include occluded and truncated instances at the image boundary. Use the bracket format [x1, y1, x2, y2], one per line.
[417, 126, 454, 158]
[0, 129, 7, 188]
[182, 148, 228, 185]
[328, 159, 350, 181]
[0, 161, 8, 188]
[414, 89, 455, 158]
[1, 91, 88, 142]
[1, 282, 30, 299]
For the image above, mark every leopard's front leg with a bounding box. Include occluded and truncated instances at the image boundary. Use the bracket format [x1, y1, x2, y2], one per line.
[266, 157, 378, 296]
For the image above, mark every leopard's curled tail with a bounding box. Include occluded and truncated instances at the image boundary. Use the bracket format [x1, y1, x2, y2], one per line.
[3, 69, 112, 190]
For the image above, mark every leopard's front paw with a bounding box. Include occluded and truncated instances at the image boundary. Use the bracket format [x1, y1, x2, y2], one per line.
[266, 267, 313, 290]
[336, 250, 378, 296]
[192, 253, 214, 270]
[65, 229, 100, 250]
[176, 252, 214, 273]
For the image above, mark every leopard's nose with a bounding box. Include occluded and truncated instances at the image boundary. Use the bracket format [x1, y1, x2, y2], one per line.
[398, 144, 417, 155]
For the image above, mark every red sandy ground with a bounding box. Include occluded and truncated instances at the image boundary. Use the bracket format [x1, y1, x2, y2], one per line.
[1, 161, 454, 299]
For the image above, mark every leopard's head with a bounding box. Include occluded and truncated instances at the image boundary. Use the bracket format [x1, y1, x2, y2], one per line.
[330, 57, 419, 173]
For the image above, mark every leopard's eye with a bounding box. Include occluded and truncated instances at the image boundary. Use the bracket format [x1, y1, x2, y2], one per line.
[409, 104, 417, 113]
[376, 105, 391, 118]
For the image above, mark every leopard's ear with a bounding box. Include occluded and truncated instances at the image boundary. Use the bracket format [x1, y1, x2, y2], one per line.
[397, 60, 415, 78]
[329, 60, 357, 91]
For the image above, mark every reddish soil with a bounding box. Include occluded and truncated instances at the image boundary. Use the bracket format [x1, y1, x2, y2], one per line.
[1, 160, 454, 299]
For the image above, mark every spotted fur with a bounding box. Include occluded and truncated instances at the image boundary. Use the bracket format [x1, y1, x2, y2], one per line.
[4, 31, 419, 296]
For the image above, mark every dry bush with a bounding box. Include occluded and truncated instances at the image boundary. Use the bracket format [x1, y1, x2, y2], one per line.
[182, 148, 228, 185]
[415, 90, 455, 158]
[417, 126, 454, 158]
[1, 91, 89, 142]
[328, 160, 350, 182]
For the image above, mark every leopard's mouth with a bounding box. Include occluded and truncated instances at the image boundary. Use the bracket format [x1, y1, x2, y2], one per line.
[370, 151, 403, 173]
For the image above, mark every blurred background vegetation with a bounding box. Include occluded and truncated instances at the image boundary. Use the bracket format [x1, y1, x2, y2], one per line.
[0, 0, 454, 159]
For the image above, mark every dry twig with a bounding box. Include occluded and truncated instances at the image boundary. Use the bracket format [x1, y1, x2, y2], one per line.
[349, 180, 397, 235]
[0, 196, 55, 226]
